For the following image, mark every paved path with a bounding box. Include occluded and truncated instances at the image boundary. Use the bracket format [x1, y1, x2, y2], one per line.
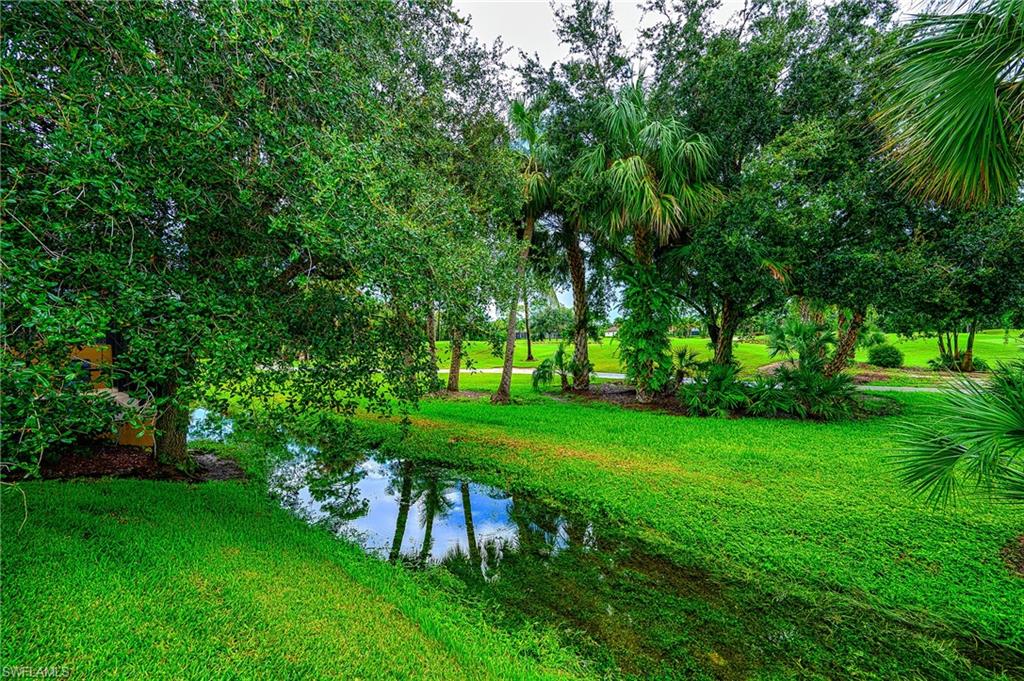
[437, 368, 947, 393]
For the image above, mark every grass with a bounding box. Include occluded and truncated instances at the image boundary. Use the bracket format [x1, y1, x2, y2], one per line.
[362, 377, 1024, 676]
[0, 478, 586, 679]
[439, 329, 1023, 385]
[6, 369, 1023, 678]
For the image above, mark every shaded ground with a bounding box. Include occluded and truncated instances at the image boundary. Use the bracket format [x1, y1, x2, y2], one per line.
[39, 445, 244, 482]
[1004, 536, 1024, 578]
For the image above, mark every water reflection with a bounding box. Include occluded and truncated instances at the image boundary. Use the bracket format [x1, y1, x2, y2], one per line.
[187, 407, 737, 677]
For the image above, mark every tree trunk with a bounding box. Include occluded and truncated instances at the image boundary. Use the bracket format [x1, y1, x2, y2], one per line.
[566, 221, 590, 391]
[389, 460, 415, 563]
[524, 293, 535, 361]
[962, 322, 977, 372]
[824, 310, 865, 377]
[461, 482, 481, 569]
[154, 380, 189, 466]
[493, 217, 535, 404]
[632, 225, 657, 402]
[713, 299, 741, 365]
[447, 327, 462, 393]
[426, 307, 437, 369]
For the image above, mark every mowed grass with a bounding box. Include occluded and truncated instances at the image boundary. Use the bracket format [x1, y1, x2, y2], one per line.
[439, 329, 1023, 375]
[0, 479, 585, 679]
[358, 378, 1024, 671]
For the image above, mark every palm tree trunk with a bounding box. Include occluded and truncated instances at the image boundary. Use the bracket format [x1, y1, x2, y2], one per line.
[824, 310, 865, 377]
[461, 482, 481, 569]
[493, 216, 535, 404]
[389, 460, 414, 563]
[524, 293, 535, 361]
[447, 327, 462, 392]
[566, 222, 589, 391]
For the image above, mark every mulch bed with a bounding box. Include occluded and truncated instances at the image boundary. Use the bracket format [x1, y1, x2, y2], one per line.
[39, 444, 245, 482]
[1002, 535, 1024, 577]
[570, 382, 691, 415]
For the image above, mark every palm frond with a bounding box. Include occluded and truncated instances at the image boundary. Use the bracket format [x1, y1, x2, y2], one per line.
[877, 0, 1024, 207]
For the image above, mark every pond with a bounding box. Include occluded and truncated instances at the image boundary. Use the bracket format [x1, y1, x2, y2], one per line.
[188, 408, 1014, 680]
[188, 408, 755, 679]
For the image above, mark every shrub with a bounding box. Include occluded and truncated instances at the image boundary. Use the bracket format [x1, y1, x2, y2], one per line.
[928, 355, 990, 372]
[868, 344, 904, 368]
[775, 366, 857, 421]
[678, 363, 748, 417]
[746, 374, 798, 417]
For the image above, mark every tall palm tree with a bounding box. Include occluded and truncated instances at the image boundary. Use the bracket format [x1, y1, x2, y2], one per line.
[493, 98, 555, 405]
[578, 80, 718, 399]
[877, 0, 1024, 207]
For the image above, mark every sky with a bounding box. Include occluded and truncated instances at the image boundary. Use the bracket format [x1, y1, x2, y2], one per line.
[452, 0, 746, 71]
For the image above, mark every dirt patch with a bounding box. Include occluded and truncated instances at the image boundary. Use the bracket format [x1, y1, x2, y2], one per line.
[1002, 535, 1024, 577]
[574, 382, 692, 415]
[40, 445, 244, 482]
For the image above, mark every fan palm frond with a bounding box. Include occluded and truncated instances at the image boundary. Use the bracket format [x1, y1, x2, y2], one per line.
[877, 0, 1024, 207]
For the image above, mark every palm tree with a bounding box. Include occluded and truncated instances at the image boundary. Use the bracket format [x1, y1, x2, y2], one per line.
[894, 361, 1024, 505]
[493, 98, 555, 405]
[578, 80, 718, 400]
[877, 0, 1024, 207]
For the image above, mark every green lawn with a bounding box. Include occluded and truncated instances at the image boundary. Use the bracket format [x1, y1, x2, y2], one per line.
[0, 479, 584, 679]
[5, 373, 1023, 678]
[371, 378, 1024, 677]
[440, 329, 1023, 377]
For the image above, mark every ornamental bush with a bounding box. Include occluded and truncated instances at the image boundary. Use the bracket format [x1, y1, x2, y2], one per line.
[868, 344, 904, 368]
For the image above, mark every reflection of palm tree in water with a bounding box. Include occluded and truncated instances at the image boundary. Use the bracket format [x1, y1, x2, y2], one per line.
[417, 470, 455, 566]
[388, 460, 417, 563]
[461, 481, 482, 568]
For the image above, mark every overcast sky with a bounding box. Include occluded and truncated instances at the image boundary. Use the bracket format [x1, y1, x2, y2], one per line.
[453, 0, 922, 73]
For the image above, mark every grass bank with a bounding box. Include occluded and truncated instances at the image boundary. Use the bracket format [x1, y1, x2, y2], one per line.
[355, 381, 1023, 677]
[0, 478, 585, 679]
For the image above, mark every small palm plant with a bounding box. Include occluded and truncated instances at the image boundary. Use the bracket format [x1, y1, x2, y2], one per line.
[532, 343, 582, 392]
[894, 360, 1024, 505]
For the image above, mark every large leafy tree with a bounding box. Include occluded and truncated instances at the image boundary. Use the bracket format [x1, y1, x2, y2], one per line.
[877, 0, 1024, 207]
[579, 81, 718, 400]
[645, 0, 901, 368]
[2, 1, 516, 468]
[886, 204, 1024, 371]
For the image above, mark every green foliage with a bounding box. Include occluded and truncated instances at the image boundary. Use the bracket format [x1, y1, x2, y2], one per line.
[895, 361, 1024, 505]
[1, 1, 518, 469]
[616, 266, 675, 398]
[868, 344, 905, 369]
[677, 362, 748, 417]
[877, 0, 1024, 207]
